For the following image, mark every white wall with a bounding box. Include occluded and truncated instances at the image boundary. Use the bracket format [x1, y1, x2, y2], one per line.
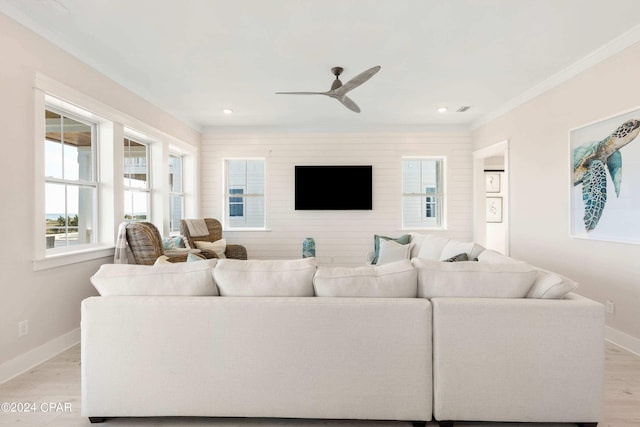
[201, 130, 473, 265]
[472, 41, 640, 351]
[0, 12, 200, 375]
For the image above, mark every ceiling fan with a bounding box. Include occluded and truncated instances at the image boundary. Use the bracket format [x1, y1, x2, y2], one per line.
[276, 65, 381, 113]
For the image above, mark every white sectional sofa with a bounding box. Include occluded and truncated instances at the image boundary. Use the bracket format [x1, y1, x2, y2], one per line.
[82, 238, 604, 427]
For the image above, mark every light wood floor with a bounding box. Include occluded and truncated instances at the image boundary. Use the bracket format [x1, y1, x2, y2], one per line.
[0, 342, 638, 426]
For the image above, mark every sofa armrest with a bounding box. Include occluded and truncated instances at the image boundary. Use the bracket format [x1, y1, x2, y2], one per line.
[431, 293, 604, 424]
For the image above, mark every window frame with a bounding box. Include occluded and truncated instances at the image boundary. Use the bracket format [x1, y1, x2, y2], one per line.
[168, 153, 185, 235]
[401, 157, 446, 230]
[223, 158, 267, 230]
[43, 105, 100, 253]
[34, 75, 200, 270]
[123, 136, 151, 222]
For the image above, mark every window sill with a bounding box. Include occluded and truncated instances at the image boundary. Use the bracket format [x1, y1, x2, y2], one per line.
[33, 245, 115, 271]
[400, 227, 448, 231]
[223, 228, 272, 232]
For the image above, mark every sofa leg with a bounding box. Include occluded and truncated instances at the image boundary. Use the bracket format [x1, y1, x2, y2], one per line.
[576, 424, 597, 427]
[89, 417, 106, 423]
[411, 422, 427, 427]
[437, 421, 454, 427]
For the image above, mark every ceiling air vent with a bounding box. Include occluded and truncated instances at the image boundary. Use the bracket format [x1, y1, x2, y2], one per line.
[456, 106, 471, 112]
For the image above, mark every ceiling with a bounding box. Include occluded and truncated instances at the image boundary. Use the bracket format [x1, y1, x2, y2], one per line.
[3, 0, 640, 132]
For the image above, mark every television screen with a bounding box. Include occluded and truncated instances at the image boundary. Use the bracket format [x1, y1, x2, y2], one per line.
[295, 165, 372, 210]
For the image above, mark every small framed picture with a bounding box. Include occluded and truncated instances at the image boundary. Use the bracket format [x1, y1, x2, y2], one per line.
[485, 172, 501, 193]
[486, 197, 503, 223]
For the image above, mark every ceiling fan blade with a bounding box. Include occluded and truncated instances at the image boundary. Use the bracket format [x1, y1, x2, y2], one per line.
[335, 66, 381, 96]
[338, 95, 361, 113]
[275, 91, 328, 95]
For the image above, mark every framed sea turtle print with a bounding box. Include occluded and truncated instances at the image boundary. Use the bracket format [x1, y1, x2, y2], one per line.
[570, 107, 640, 243]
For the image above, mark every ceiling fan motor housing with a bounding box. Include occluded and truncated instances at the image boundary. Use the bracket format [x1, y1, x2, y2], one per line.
[330, 66, 344, 90]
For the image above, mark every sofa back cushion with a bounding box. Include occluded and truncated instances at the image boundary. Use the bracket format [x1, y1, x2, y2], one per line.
[213, 258, 316, 296]
[313, 259, 418, 297]
[527, 268, 579, 299]
[413, 234, 450, 260]
[90, 259, 219, 296]
[412, 258, 537, 298]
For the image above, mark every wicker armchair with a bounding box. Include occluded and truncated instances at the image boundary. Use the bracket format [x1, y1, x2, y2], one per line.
[180, 218, 248, 260]
[125, 222, 189, 265]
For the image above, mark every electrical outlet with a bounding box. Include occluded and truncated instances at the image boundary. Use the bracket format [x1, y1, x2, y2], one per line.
[18, 320, 29, 337]
[606, 300, 615, 315]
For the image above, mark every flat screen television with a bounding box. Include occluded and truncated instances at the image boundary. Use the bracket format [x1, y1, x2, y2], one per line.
[295, 165, 372, 210]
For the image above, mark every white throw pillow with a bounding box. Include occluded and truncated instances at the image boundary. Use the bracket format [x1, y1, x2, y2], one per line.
[416, 235, 450, 260]
[313, 259, 417, 297]
[409, 233, 426, 258]
[154, 255, 171, 265]
[412, 258, 537, 299]
[477, 249, 520, 264]
[194, 239, 226, 258]
[213, 258, 316, 296]
[90, 259, 219, 296]
[439, 239, 476, 261]
[526, 268, 579, 299]
[377, 239, 414, 265]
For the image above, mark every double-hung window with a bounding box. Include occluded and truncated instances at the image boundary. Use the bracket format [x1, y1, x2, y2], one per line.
[168, 154, 184, 234]
[123, 137, 150, 221]
[44, 108, 97, 250]
[224, 159, 265, 229]
[402, 158, 445, 229]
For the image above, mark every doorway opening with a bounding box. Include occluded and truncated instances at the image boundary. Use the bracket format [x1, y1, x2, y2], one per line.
[473, 140, 509, 255]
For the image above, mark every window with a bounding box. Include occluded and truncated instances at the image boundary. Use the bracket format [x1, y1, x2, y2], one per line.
[168, 154, 184, 234]
[224, 159, 265, 229]
[123, 137, 150, 222]
[44, 108, 97, 250]
[402, 158, 444, 229]
[228, 188, 244, 217]
[425, 187, 436, 218]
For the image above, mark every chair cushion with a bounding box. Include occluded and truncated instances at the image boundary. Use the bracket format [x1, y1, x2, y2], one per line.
[412, 258, 537, 298]
[90, 260, 219, 296]
[194, 239, 226, 258]
[213, 258, 316, 296]
[313, 259, 417, 297]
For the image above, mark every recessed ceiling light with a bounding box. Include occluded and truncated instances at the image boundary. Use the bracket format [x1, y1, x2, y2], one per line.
[223, 109, 233, 115]
[437, 106, 448, 113]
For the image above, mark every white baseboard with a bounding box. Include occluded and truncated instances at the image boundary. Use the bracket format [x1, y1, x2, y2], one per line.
[606, 326, 640, 357]
[0, 328, 80, 384]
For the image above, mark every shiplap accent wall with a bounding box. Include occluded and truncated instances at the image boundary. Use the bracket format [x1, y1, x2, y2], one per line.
[201, 131, 473, 265]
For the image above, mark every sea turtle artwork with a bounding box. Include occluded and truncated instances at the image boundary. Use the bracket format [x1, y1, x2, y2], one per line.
[573, 118, 640, 231]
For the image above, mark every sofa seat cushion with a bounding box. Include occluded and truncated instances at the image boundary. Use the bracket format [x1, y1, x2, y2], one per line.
[314, 259, 418, 297]
[90, 259, 219, 296]
[412, 258, 537, 299]
[213, 258, 316, 296]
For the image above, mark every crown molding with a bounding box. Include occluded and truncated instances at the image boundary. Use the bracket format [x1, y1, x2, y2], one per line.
[472, 23, 640, 130]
